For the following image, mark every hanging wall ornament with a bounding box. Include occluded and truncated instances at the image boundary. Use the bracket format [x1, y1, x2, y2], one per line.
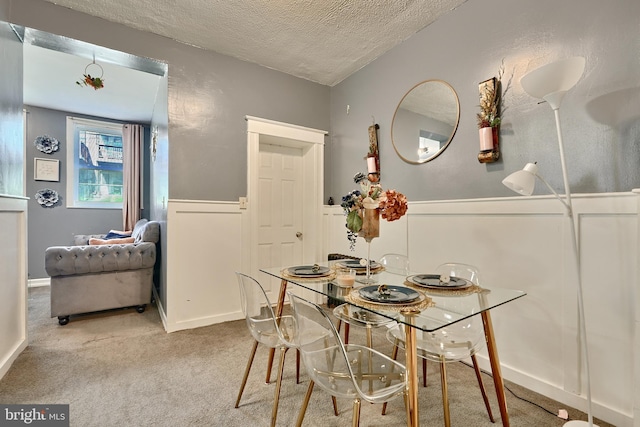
[76, 56, 105, 90]
[34, 135, 60, 154]
[35, 188, 59, 207]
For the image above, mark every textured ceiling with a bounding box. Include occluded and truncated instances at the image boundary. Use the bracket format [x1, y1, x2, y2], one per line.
[39, 0, 467, 86]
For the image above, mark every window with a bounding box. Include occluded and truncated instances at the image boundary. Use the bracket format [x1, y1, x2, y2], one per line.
[66, 117, 124, 208]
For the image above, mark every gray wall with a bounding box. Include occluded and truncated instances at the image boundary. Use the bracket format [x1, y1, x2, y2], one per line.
[25, 106, 150, 279]
[327, 0, 640, 202]
[0, 21, 23, 197]
[6, 0, 331, 203]
[5, 0, 330, 284]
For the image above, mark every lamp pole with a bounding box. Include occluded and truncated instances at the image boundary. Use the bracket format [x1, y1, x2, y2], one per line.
[550, 106, 595, 427]
[517, 57, 596, 427]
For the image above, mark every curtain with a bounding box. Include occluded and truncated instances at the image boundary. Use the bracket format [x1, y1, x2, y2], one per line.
[122, 124, 142, 231]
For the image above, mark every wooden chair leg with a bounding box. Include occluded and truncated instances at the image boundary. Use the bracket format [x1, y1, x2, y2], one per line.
[471, 354, 495, 422]
[271, 347, 287, 427]
[352, 398, 361, 427]
[296, 381, 314, 427]
[235, 340, 259, 408]
[422, 357, 428, 387]
[296, 349, 301, 384]
[440, 358, 451, 427]
[381, 340, 400, 415]
[344, 323, 350, 344]
[265, 348, 275, 384]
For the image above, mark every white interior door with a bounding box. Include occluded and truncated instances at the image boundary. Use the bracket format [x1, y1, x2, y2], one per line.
[246, 116, 326, 303]
[258, 142, 303, 293]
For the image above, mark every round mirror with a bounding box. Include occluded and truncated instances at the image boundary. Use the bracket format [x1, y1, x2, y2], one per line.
[391, 80, 460, 164]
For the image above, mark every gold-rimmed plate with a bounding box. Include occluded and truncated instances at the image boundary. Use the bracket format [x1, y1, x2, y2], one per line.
[358, 285, 420, 304]
[287, 265, 331, 277]
[407, 274, 472, 290]
[337, 259, 381, 270]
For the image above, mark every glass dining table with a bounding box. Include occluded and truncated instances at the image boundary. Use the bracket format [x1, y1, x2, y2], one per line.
[260, 260, 526, 427]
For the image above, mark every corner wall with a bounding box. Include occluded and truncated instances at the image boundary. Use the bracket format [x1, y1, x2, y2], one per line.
[0, 19, 27, 380]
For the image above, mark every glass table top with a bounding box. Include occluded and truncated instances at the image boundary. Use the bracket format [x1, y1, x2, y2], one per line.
[260, 260, 526, 333]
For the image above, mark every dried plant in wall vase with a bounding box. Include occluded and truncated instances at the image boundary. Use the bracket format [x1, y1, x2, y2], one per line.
[477, 63, 506, 163]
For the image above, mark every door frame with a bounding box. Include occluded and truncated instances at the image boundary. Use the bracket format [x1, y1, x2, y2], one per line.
[246, 116, 327, 280]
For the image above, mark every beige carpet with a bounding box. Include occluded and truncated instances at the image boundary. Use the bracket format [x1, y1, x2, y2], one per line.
[0, 287, 612, 427]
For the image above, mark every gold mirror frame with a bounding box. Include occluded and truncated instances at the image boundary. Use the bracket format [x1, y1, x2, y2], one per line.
[391, 79, 460, 164]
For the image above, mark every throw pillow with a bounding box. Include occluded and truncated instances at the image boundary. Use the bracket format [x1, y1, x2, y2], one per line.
[88, 237, 135, 245]
[104, 231, 132, 239]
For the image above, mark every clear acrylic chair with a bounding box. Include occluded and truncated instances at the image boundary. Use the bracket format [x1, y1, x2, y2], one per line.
[288, 292, 408, 427]
[333, 253, 409, 346]
[234, 272, 298, 427]
[382, 263, 494, 427]
[378, 253, 411, 275]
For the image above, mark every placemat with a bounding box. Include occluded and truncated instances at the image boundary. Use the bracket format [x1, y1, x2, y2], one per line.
[346, 288, 433, 312]
[404, 280, 484, 296]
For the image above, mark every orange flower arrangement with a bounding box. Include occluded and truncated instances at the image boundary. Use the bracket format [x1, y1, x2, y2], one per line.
[379, 189, 408, 221]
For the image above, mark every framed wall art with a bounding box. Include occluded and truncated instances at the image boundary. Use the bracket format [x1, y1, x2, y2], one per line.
[34, 158, 60, 182]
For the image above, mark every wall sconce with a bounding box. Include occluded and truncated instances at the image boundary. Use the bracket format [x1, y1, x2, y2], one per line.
[477, 68, 504, 164]
[367, 123, 380, 182]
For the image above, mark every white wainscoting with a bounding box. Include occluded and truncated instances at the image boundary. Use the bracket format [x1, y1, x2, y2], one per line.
[165, 193, 637, 426]
[0, 196, 28, 380]
[325, 192, 637, 427]
[163, 200, 249, 333]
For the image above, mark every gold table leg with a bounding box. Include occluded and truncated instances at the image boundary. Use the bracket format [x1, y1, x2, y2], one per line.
[402, 309, 420, 427]
[481, 310, 509, 427]
[266, 278, 288, 383]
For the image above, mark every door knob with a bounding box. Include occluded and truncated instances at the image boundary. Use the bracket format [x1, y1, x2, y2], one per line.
[296, 232, 303, 238]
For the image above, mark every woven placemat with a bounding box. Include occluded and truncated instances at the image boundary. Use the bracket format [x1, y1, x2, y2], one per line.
[404, 280, 484, 297]
[345, 288, 434, 313]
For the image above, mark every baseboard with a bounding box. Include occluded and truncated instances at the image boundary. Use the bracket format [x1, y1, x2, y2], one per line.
[164, 311, 244, 333]
[152, 287, 169, 333]
[28, 278, 50, 288]
[0, 339, 27, 380]
[475, 356, 633, 427]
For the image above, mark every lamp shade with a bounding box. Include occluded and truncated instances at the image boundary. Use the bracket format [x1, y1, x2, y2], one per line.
[521, 57, 585, 110]
[502, 162, 538, 196]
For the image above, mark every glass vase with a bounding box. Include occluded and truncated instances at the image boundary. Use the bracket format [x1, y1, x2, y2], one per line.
[358, 208, 380, 283]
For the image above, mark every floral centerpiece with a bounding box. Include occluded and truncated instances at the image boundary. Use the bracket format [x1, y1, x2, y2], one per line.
[341, 173, 408, 249]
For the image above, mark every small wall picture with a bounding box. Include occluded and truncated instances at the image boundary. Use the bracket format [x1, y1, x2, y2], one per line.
[34, 158, 60, 182]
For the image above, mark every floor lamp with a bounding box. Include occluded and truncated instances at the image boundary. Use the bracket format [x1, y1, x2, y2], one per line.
[502, 57, 598, 427]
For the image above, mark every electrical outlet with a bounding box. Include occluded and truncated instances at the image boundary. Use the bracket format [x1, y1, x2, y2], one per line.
[239, 197, 247, 209]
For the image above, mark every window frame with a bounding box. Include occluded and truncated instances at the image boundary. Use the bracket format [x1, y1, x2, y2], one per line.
[65, 116, 125, 209]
